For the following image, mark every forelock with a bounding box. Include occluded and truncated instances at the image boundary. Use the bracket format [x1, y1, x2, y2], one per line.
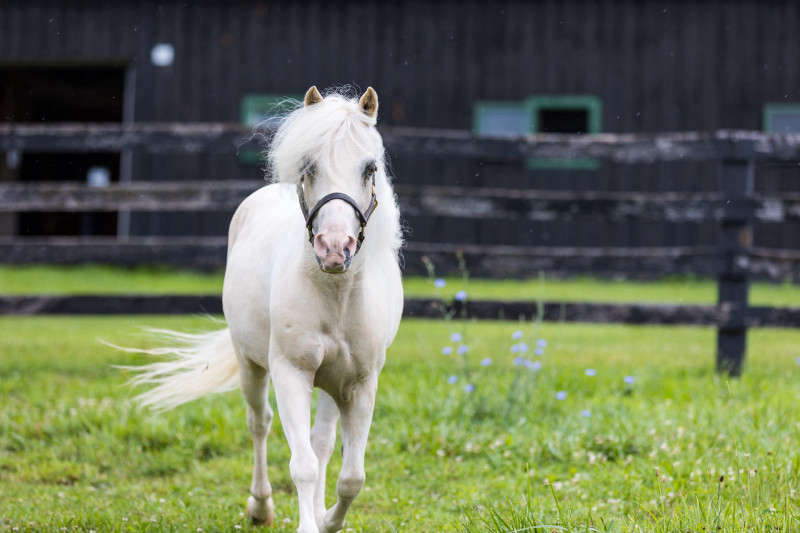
[266, 92, 383, 184]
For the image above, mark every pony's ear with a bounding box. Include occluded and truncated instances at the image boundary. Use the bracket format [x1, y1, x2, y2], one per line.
[304, 85, 323, 106]
[359, 87, 379, 118]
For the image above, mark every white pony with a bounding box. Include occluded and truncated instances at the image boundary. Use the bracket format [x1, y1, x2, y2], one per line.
[130, 86, 403, 533]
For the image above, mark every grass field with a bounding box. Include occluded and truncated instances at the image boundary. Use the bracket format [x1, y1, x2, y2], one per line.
[1, 315, 798, 532]
[2, 265, 800, 306]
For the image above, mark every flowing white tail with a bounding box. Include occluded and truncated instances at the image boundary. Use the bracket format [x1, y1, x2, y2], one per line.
[116, 327, 240, 411]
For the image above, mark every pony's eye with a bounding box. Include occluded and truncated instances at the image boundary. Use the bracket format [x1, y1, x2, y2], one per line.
[363, 161, 377, 182]
[302, 162, 316, 181]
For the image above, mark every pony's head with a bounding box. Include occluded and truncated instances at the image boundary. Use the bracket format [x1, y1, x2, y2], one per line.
[268, 85, 390, 274]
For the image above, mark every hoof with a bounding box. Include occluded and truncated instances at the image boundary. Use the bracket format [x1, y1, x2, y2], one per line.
[321, 522, 344, 533]
[321, 508, 344, 533]
[247, 495, 275, 526]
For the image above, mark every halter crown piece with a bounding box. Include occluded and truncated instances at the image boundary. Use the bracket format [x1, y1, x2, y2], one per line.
[296, 175, 379, 253]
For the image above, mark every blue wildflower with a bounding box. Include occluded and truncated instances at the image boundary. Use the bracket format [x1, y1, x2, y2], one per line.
[585, 368, 597, 377]
[517, 342, 529, 353]
[512, 330, 523, 340]
[441, 346, 453, 355]
[555, 391, 567, 401]
[434, 278, 446, 288]
[537, 339, 547, 348]
[525, 360, 542, 371]
[455, 290, 467, 301]
[447, 375, 458, 384]
[534, 348, 544, 356]
[624, 375, 636, 385]
[513, 356, 526, 366]
[480, 357, 492, 366]
[450, 332, 462, 343]
[457, 344, 469, 355]
[463, 383, 475, 393]
[580, 409, 592, 418]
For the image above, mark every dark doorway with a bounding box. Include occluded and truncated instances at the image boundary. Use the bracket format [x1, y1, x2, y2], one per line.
[0, 65, 125, 236]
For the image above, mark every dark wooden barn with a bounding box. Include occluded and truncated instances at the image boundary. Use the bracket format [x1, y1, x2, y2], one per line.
[1, 0, 799, 252]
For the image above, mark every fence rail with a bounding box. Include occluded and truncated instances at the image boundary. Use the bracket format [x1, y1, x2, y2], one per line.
[3, 294, 799, 328]
[3, 238, 795, 280]
[2, 122, 800, 161]
[3, 122, 800, 375]
[0, 237, 722, 277]
[3, 181, 800, 223]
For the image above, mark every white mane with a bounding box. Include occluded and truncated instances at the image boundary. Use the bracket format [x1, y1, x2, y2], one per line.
[265, 92, 403, 255]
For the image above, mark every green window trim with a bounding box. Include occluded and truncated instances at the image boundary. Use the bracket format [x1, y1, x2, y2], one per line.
[526, 95, 602, 170]
[472, 95, 603, 170]
[526, 95, 603, 135]
[239, 94, 301, 164]
[763, 103, 800, 133]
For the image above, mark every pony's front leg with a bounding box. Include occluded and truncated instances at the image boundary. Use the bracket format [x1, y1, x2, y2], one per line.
[322, 378, 377, 533]
[271, 357, 320, 533]
[311, 390, 339, 529]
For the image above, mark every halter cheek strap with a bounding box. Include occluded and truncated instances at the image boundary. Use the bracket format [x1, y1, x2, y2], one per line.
[297, 176, 379, 251]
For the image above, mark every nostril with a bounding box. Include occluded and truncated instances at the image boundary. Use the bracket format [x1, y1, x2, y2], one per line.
[313, 234, 330, 258]
[344, 236, 358, 256]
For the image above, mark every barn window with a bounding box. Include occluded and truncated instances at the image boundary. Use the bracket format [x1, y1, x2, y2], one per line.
[472, 101, 530, 137]
[473, 95, 602, 170]
[526, 95, 602, 169]
[473, 95, 602, 169]
[763, 103, 800, 133]
[239, 94, 300, 164]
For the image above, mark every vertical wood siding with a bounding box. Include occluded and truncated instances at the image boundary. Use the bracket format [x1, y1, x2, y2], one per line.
[0, 0, 798, 249]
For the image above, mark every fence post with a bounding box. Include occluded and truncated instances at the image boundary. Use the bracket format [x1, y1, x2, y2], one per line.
[716, 157, 755, 376]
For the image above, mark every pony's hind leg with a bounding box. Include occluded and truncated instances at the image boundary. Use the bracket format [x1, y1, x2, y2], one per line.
[240, 358, 275, 525]
[310, 390, 339, 529]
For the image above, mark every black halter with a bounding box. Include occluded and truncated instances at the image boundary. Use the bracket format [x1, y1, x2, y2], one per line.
[296, 175, 379, 251]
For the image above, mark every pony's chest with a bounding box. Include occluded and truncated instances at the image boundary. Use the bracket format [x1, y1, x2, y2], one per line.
[313, 329, 380, 397]
[320, 330, 373, 371]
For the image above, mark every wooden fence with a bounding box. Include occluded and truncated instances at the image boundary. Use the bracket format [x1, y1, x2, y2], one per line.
[2, 123, 800, 375]
[2, 181, 798, 279]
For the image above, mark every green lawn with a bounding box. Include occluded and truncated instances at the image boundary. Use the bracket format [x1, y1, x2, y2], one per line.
[1, 265, 799, 306]
[1, 316, 798, 531]
[0, 265, 225, 296]
[406, 275, 800, 307]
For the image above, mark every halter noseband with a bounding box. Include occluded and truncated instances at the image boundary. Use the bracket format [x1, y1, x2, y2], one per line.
[296, 175, 379, 252]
